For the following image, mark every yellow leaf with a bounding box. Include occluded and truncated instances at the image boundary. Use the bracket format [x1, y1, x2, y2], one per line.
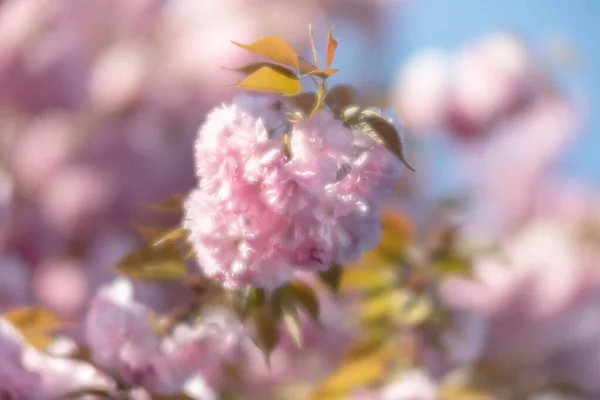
[113, 244, 188, 281]
[237, 65, 301, 96]
[399, 292, 433, 326]
[360, 291, 402, 323]
[341, 267, 393, 291]
[310, 355, 386, 399]
[435, 257, 472, 278]
[440, 388, 492, 400]
[4, 307, 60, 350]
[344, 328, 389, 360]
[232, 36, 299, 67]
[325, 26, 338, 68]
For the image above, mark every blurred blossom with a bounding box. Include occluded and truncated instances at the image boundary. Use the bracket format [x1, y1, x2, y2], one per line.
[85, 279, 243, 394]
[392, 49, 450, 133]
[349, 369, 438, 400]
[0, 255, 31, 311]
[32, 258, 88, 318]
[0, 317, 110, 399]
[459, 93, 579, 239]
[442, 218, 600, 394]
[10, 113, 77, 197]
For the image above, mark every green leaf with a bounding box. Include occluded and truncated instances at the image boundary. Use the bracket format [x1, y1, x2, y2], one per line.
[357, 109, 416, 171]
[236, 65, 301, 96]
[399, 292, 433, 326]
[134, 225, 165, 243]
[435, 257, 472, 278]
[113, 244, 188, 281]
[233, 287, 265, 319]
[339, 104, 362, 125]
[325, 26, 338, 68]
[325, 85, 357, 118]
[231, 36, 299, 67]
[153, 227, 186, 248]
[318, 263, 343, 293]
[4, 307, 60, 350]
[145, 194, 186, 212]
[310, 83, 326, 117]
[287, 92, 317, 116]
[246, 308, 279, 365]
[288, 281, 320, 324]
[281, 302, 302, 348]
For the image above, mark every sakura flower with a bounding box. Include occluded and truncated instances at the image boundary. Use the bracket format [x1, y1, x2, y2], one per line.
[1, 317, 110, 399]
[184, 95, 405, 290]
[0, 318, 40, 399]
[381, 370, 438, 400]
[85, 279, 244, 394]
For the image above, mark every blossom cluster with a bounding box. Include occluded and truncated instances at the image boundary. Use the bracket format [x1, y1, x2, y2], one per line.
[1, 278, 243, 399]
[183, 95, 404, 290]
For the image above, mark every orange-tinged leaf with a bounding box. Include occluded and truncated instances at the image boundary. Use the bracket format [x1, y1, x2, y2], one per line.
[4, 307, 60, 350]
[306, 68, 338, 79]
[231, 36, 299, 67]
[326, 26, 338, 68]
[297, 56, 316, 75]
[237, 65, 301, 96]
[308, 24, 320, 68]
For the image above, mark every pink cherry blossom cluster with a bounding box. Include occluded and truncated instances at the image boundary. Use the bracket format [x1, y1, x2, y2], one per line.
[183, 95, 404, 290]
[1, 278, 244, 398]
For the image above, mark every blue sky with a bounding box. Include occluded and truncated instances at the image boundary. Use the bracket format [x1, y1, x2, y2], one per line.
[330, 0, 599, 184]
